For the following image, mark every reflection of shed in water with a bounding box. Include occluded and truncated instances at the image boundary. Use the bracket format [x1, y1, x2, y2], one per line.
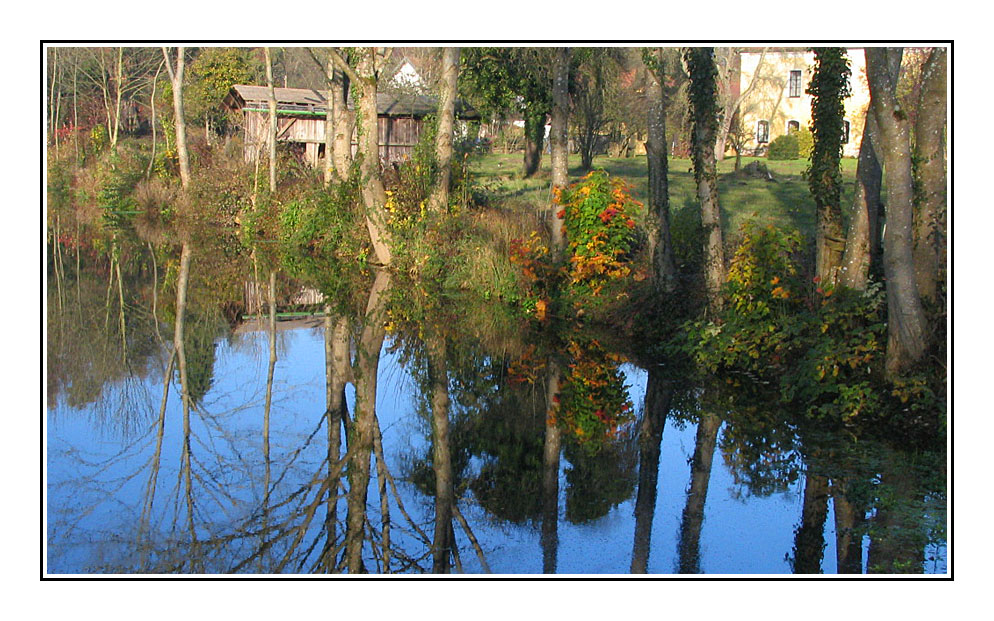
[223, 85, 479, 166]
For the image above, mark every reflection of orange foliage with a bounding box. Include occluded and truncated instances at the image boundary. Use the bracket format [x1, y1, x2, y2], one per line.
[535, 298, 547, 321]
[507, 345, 547, 385]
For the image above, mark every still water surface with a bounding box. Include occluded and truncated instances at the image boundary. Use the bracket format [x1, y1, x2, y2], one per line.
[45, 245, 946, 575]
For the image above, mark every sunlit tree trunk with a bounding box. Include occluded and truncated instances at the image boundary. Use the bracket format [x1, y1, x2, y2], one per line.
[676, 411, 720, 573]
[265, 48, 278, 193]
[162, 47, 190, 188]
[913, 47, 947, 303]
[630, 370, 671, 573]
[428, 47, 460, 214]
[541, 360, 563, 574]
[686, 48, 726, 314]
[645, 49, 677, 293]
[549, 47, 570, 249]
[344, 269, 391, 573]
[841, 107, 882, 290]
[428, 334, 454, 573]
[110, 48, 124, 152]
[331, 47, 393, 266]
[791, 473, 829, 573]
[866, 47, 928, 378]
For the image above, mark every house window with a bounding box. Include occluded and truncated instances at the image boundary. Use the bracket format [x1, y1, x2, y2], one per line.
[842, 120, 850, 144]
[787, 120, 800, 133]
[757, 120, 770, 144]
[789, 70, 803, 97]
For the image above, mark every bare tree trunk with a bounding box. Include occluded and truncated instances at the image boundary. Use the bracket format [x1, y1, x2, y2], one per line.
[172, 242, 197, 560]
[427, 334, 454, 573]
[541, 361, 563, 574]
[428, 47, 460, 214]
[714, 48, 767, 161]
[162, 47, 191, 188]
[841, 108, 882, 290]
[332, 48, 392, 266]
[913, 47, 947, 303]
[686, 48, 726, 314]
[549, 47, 570, 249]
[645, 50, 677, 293]
[111, 47, 124, 152]
[630, 369, 671, 573]
[330, 52, 354, 179]
[866, 47, 929, 378]
[265, 48, 278, 193]
[147, 59, 164, 179]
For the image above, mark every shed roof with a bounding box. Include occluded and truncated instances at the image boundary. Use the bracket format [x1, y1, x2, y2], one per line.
[224, 85, 478, 119]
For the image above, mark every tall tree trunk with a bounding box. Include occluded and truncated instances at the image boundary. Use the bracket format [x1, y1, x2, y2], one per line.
[111, 47, 124, 152]
[344, 269, 391, 573]
[809, 48, 851, 286]
[428, 334, 454, 573]
[630, 369, 671, 573]
[676, 411, 721, 573]
[335, 47, 393, 266]
[645, 50, 677, 293]
[549, 47, 570, 249]
[841, 107, 882, 290]
[866, 47, 929, 378]
[912, 47, 947, 303]
[791, 473, 830, 573]
[162, 47, 191, 188]
[265, 48, 278, 193]
[541, 361, 563, 574]
[428, 47, 460, 214]
[686, 48, 726, 314]
[325, 49, 354, 181]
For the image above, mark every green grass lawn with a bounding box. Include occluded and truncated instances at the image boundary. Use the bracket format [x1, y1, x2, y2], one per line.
[468, 152, 859, 243]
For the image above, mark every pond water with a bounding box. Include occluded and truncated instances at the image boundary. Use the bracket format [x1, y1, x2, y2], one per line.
[45, 241, 947, 575]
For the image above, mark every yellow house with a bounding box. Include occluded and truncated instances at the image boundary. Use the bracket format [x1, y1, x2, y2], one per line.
[736, 48, 870, 158]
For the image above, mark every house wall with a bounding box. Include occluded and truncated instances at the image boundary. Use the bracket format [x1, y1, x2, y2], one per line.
[738, 49, 869, 158]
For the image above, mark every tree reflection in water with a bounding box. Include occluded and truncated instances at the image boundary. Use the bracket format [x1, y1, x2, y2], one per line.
[45, 235, 947, 575]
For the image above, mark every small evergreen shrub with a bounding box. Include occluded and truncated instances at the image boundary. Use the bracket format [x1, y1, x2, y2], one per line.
[767, 133, 800, 160]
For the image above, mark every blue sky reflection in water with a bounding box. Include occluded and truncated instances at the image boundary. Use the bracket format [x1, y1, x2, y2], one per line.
[46, 318, 946, 575]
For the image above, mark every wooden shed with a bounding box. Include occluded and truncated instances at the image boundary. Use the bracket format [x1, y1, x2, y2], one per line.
[223, 84, 478, 166]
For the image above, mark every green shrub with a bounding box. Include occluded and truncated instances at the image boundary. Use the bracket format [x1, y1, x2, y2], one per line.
[767, 133, 800, 160]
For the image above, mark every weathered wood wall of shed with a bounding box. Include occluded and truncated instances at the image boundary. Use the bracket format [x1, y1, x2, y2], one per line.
[242, 111, 424, 165]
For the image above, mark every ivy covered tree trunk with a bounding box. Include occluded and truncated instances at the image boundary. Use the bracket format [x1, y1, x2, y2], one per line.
[841, 106, 882, 291]
[428, 47, 460, 214]
[523, 105, 546, 178]
[685, 47, 725, 314]
[549, 47, 570, 249]
[913, 47, 947, 303]
[808, 48, 852, 286]
[645, 48, 677, 293]
[866, 47, 928, 378]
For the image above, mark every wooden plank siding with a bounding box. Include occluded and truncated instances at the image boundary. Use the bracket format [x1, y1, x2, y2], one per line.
[224, 84, 478, 167]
